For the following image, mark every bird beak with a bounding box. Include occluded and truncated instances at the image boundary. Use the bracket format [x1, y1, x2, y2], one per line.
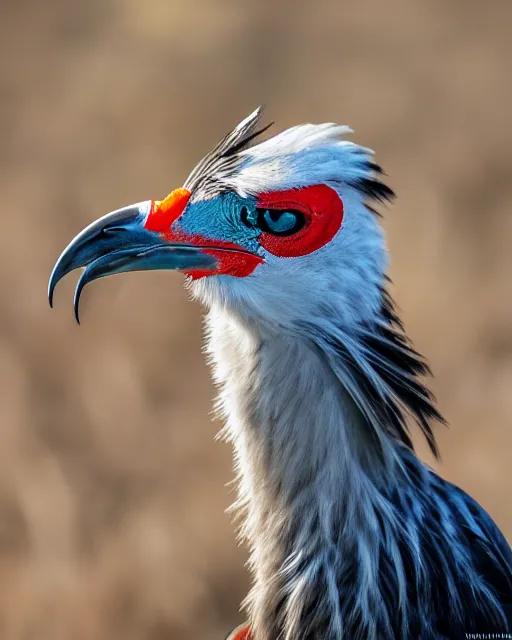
[48, 200, 221, 323]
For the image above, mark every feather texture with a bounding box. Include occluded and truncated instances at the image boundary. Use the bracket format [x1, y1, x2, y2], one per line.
[206, 299, 511, 639]
[187, 112, 512, 639]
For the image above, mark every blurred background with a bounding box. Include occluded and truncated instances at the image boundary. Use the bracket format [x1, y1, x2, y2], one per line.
[0, 0, 511, 638]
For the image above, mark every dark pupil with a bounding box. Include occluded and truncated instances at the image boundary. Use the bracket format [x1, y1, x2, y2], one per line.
[241, 206, 305, 236]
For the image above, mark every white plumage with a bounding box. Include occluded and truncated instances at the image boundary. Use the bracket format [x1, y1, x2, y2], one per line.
[49, 109, 512, 640]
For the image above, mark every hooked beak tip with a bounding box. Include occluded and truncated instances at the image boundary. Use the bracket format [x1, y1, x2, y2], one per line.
[47, 202, 150, 319]
[73, 291, 81, 324]
[48, 257, 72, 310]
[73, 269, 90, 325]
[48, 265, 60, 309]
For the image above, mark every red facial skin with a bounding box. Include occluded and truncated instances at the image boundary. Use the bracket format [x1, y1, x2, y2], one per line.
[183, 245, 263, 280]
[256, 184, 344, 258]
[226, 624, 252, 640]
[144, 184, 343, 278]
[144, 187, 192, 234]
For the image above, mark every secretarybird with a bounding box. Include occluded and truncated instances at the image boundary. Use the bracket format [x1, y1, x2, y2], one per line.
[49, 109, 511, 640]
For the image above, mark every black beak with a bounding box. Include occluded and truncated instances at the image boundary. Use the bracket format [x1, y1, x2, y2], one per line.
[48, 201, 217, 323]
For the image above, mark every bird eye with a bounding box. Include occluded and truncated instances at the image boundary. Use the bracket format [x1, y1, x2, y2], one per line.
[257, 209, 305, 236]
[253, 185, 343, 258]
[242, 205, 305, 236]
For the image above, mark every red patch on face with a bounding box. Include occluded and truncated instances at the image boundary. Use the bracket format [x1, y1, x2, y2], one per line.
[226, 624, 252, 640]
[256, 184, 343, 257]
[184, 238, 264, 279]
[144, 188, 191, 233]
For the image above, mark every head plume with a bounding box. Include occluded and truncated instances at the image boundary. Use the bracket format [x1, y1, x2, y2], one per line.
[184, 108, 394, 206]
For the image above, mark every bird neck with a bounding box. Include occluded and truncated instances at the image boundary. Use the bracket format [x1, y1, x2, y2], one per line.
[206, 305, 402, 639]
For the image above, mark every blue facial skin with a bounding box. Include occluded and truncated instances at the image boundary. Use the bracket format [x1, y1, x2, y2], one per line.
[175, 192, 262, 253]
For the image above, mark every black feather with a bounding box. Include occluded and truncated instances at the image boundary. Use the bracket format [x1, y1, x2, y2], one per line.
[351, 177, 395, 204]
[184, 107, 270, 199]
[222, 121, 274, 158]
[306, 287, 443, 458]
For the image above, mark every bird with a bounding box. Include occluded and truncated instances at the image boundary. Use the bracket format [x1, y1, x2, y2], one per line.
[49, 108, 511, 640]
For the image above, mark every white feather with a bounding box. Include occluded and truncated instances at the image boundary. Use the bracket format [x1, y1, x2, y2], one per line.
[226, 123, 374, 197]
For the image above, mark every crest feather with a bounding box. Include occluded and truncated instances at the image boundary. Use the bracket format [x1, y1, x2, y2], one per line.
[184, 107, 271, 200]
[185, 109, 394, 207]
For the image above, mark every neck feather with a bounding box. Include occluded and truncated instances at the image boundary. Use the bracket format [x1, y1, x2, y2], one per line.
[205, 291, 441, 640]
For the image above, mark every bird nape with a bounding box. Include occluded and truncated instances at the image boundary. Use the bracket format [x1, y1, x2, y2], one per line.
[49, 108, 511, 640]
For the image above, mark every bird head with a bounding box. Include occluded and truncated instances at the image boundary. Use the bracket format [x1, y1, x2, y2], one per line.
[49, 108, 394, 328]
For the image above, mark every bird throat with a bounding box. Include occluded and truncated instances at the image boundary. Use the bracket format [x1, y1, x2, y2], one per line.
[206, 308, 397, 640]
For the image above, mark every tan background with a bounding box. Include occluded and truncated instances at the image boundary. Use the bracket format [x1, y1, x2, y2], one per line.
[0, 0, 511, 638]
